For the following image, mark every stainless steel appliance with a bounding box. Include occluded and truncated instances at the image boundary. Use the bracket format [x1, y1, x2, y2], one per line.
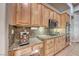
[48, 19, 58, 28]
[19, 31, 30, 46]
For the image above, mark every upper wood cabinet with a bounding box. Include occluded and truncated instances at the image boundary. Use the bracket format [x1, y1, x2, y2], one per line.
[53, 11, 57, 20]
[57, 13, 61, 27]
[8, 3, 17, 25]
[60, 13, 66, 28]
[31, 3, 42, 26]
[42, 5, 50, 27]
[16, 3, 31, 25]
[65, 13, 70, 23]
[49, 10, 54, 20]
[60, 13, 70, 28]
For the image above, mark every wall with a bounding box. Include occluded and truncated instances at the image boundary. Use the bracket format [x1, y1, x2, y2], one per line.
[70, 5, 79, 42]
[0, 3, 7, 55]
[71, 13, 79, 42]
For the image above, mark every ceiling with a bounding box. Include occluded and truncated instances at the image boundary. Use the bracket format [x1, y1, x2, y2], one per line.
[72, 3, 79, 7]
[48, 3, 70, 12]
[47, 3, 79, 13]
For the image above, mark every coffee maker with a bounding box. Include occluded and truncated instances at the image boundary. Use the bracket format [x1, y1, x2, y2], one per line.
[19, 30, 29, 46]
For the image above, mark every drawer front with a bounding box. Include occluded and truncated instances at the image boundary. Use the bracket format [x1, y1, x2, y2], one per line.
[15, 47, 32, 56]
[33, 43, 43, 50]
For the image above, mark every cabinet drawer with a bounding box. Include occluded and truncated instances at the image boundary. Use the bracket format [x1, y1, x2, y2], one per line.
[15, 47, 32, 56]
[33, 43, 43, 50]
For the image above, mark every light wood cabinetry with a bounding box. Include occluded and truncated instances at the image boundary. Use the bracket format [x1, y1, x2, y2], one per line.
[16, 3, 31, 25]
[57, 13, 61, 27]
[9, 43, 43, 56]
[60, 13, 70, 28]
[9, 3, 68, 28]
[31, 3, 42, 26]
[14, 46, 32, 56]
[53, 11, 57, 20]
[42, 5, 50, 27]
[65, 13, 70, 23]
[54, 36, 66, 54]
[43, 39, 54, 56]
[49, 10, 54, 20]
[9, 3, 31, 25]
[8, 3, 17, 25]
[54, 37, 60, 54]
[60, 14, 66, 28]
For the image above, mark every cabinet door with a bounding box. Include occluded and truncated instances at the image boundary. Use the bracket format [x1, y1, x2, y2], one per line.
[31, 3, 42, 26]
[44, 39, 54, 56]
[49, 10, 54, 20]
[53, 11, 57, 20]
[55, 37, 61, 54]
[42, 5, 50, 27]
[8, 3, 17, 25]
[57, 13, 61, 27]
[16, 4, 22, 25]
[62, 36, 66, 48]
[60, 14, 66, 28]
[16, 3, 31, 25]
[65, 13, 70, 23]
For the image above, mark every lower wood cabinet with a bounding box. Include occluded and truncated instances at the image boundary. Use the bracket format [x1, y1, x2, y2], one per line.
[8, 43, 43, 56]
[43, 39, 55, 56]
[54, 36, 67, 54]
[14, 46, 32, 56]
[9, 35, 69, 56]
[54, 37, 60, 54]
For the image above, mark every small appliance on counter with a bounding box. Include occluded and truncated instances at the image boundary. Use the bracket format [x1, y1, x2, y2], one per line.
[48, 19, 58, 28]
[19, 31, 29, 46]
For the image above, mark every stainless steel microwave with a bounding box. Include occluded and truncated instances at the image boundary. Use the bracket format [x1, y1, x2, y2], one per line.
[48, 19, 58, 28]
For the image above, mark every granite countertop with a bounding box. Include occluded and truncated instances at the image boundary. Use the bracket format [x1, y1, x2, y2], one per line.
[9, 34, 66, 51]
[9, 37, 43, 51]
[37, 34, 66, 40]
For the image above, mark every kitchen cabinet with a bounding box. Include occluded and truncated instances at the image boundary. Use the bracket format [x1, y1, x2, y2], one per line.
[54, 37, 60, 54]
[60, 14, 66, 28]
[9, 42, 43, 56]
[14, 46, 32, 56]
[53, 11, 57, 20]
[60, 13, 70, 28]
[16, 3, 31, 25]
[31, 4, 42, 26]
[42, 5, 50, 27]
[57, 13, 61, 27]
[53, 11, 61, 27]
[8, 3, 17, 25]
[59, 36, 65, 50]
[49, 10, 54, 20]
[9, 3, 31, 25]
[43, 39, 54, 56]
[54, 36, 66, 54]
[65, 13, 70, 23]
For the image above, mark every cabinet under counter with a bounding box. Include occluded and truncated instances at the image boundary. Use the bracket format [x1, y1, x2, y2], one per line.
[8, 37, 43, 56]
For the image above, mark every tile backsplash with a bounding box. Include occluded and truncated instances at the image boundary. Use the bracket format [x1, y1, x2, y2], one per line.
[9, 25, 65, 48]
[9, 25, 31, 47]
[31, 27, 48, 37]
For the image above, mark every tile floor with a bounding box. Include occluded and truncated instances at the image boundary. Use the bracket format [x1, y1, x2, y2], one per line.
[56, 42, 79, 56]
